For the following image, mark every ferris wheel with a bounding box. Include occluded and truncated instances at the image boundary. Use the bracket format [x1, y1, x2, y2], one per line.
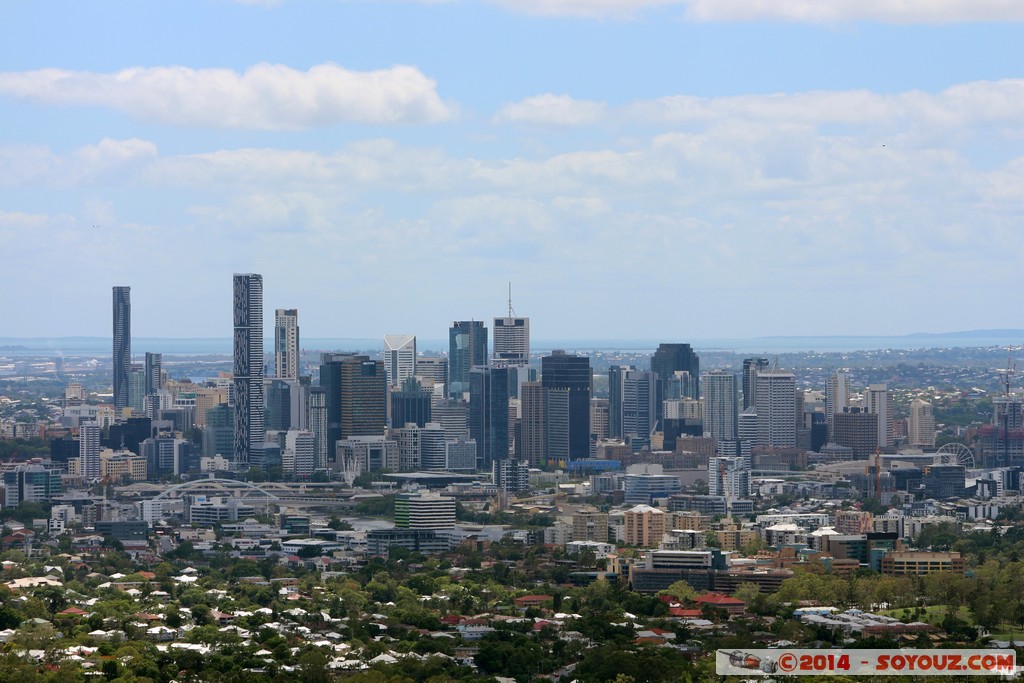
[934, 443, 975, 468]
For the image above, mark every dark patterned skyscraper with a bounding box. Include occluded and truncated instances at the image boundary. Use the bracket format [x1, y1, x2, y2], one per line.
[112, 286, 131, 412]
[233, 273, 265, 468]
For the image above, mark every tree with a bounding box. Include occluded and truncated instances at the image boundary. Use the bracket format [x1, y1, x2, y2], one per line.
[658, 580, 696, 603]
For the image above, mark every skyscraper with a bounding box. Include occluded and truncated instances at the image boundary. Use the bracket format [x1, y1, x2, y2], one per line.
[704, 370, 738, 445]
[80, 422, 101, 480]
[621, 369, 656, 448]
[908, 398, 936, 447]
[651, 343, 700, 423]
[144, 352, 162, 396]
[233, 273, 265, 469]
[755, 371, 797, 448]
[864, 383, 894, 448]
[519, 380, 545, 467]
[448, 321, 487, 397]
[274, 309, 300, 380]
[541, 351, 591, 459]
[469, 366, 510, 470]
[384, 334, 417, 388]
[826, 370, 850, 434]
[742, 357, 769, 410]
[319, 353, 387, 457]
[112, 286, 131, 412]
[607, 365, 633, 439]
[493, 318, 530, 368]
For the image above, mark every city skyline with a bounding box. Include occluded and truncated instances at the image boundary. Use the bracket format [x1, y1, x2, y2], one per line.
[2, 3, 1022, 339]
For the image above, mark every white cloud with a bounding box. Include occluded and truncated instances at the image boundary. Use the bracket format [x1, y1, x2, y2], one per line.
[494, 94, 608, 125]
[0, 63, 455, 129]
[489, 0, 1024, 21]
[680, 0, 1024, 24]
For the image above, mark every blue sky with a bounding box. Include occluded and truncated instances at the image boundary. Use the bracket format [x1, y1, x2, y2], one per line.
[1, 1, 1022, 341]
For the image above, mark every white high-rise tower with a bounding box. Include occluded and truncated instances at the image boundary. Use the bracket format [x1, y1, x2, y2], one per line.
[704, 370, 738, 446]
[493, 284, 529, 368]
[274, 309, 300, 380]
[384, 334, 417, 388]
[865, 383, 894, 447]
[755, 371, 797, 448]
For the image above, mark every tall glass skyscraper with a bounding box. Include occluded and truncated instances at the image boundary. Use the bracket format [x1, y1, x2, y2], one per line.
[541, 351, 592, 460]
[448, 320, 487, 397]
[112, 286, 131, 412]
[233, 273, 265, 469]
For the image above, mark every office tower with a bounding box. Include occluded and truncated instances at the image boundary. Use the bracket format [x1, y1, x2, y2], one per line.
[754, 371, 797, 448]
[704, 370, 738, 446]
[590, 398, 609, 441]
[203, 404, 234, 459]
[394, 491, 456, 529]
[742, 357, 769, 410]
[144, 352, 162, 395]
[112, 286, 131, 412]
[4, 465, 62, 508]
[432, 399, 469, 440]
[709, 456, 751, 499]
[415, 356, 448, 389]
[607, 365, 632, 439]
[621, 369, 656, 448]
[416, 423, 446, 470]
[335, 436, 399, 479]
[445, 438, 477, 470]
[923, 464, 966, 499]
[274, 309, 300, 380]
[469, 366, 511, 470]
[390, 377, 431, 429]
[864, 383, 894, 447]
[448, 320, 487, 397]
[384, 334, 416, 388]
[826, 370, 850, 434]
[519, 381, 546, 466]
[265, 379, 292, 432]
[651, 344, 700, 417]
[80, 422, 101, 480]
[233, 273, 265, 469]
[544, 387, 571, 464]
[541, 351, 592, 459]
[832, 408, 879, 458]
[493, 312, 530, 368]
[319, 353, 387, 459]
[908, 399, 936, 447]
[306, 387, 327, 470]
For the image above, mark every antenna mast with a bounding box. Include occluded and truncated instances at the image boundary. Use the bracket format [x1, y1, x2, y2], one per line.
[507, 282, 516, 317]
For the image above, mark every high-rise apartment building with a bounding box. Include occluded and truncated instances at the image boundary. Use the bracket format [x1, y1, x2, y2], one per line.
[703, 370, 738, 445]
[742, 357, 769, 410]
[80, 422, 101, 480]
[541, 351, 591, 459]
[233, 273, 265, 469]
[112, 286, 131, 412]
[864, 383, 894, 447]
[908, 398, 936, 447]
[384, 334, 416, 388]
[274, 309, 300, 380]
[826, 370, 850, 434]
[709, 456, 751, 499]
[448, 321, 487, 397]
[755, 371, 797, 448]
[306, 387, 327, 470]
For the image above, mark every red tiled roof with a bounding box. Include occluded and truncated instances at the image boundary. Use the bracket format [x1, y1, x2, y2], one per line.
[694, 593, 745, 606]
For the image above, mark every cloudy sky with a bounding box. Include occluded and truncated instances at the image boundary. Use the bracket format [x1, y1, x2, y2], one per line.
[1, 1, 1022, 341]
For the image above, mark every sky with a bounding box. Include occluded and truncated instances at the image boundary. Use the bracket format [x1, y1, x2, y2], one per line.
[1, 1, 1022, 342]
